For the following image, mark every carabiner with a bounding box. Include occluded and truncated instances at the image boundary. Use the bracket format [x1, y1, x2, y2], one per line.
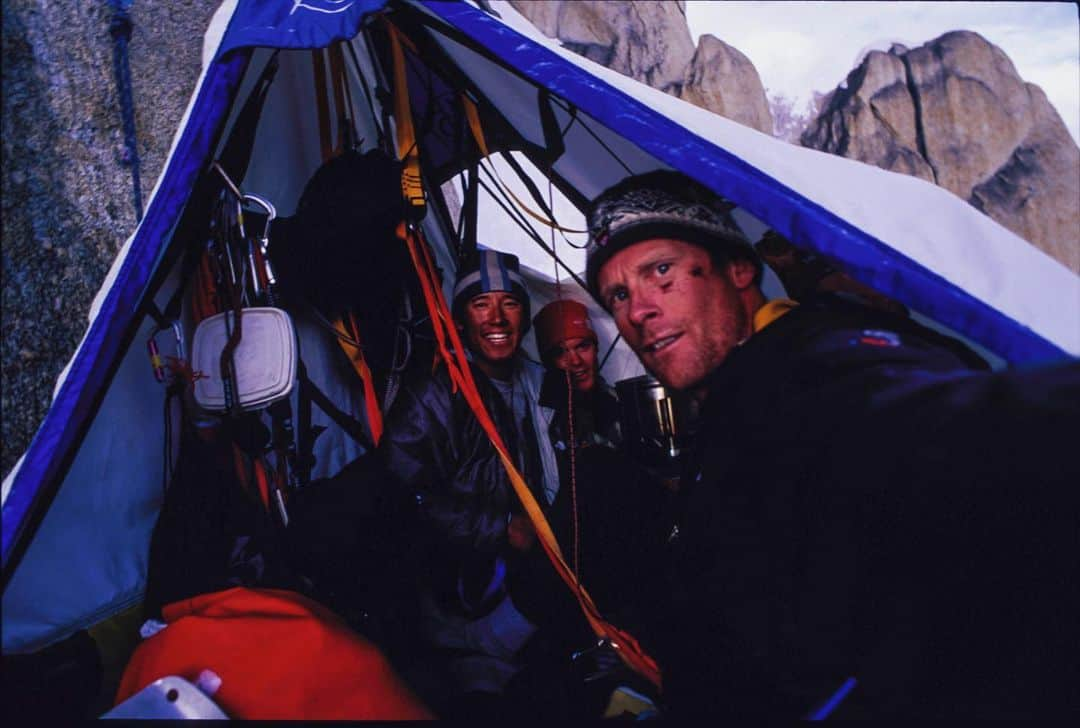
[242, 193, 279, 294]
[147, 321, 185, 384]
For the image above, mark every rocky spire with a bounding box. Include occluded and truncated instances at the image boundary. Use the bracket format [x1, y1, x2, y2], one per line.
[803, 31, 1079, 272]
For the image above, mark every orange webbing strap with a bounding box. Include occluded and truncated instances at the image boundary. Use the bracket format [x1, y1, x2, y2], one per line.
[191, 252, 220, 324]
[397, 223, 663, 692]
[386, 22, 426, 218]
[331, 313, 385, 446]
[460, 94, 587, 234]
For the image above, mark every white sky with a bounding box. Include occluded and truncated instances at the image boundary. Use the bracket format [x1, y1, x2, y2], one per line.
[685, 1, 1080, 143]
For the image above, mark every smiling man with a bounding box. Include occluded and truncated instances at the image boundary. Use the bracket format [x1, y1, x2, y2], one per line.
[585, 171, 1080, 719]
[532, 298, 621, 455]
[379, 249, 564, 718]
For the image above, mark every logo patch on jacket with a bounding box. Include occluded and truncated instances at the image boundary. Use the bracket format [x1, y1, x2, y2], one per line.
[854, 329, 901, 348]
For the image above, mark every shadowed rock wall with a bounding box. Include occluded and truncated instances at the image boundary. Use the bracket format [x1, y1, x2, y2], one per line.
[2, 0, 220, 479]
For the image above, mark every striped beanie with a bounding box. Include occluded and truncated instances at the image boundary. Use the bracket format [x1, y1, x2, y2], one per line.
[452, 249, 531, 325]
[585, 170, 760, 302]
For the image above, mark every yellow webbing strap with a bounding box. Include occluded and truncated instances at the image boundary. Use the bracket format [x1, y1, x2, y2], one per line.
[332, 313, 385, 446]
[387, 23, 426, 218]
[461, 94, 587, 234]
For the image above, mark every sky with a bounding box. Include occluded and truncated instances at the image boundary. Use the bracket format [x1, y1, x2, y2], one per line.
[684, 1, 1080, 143]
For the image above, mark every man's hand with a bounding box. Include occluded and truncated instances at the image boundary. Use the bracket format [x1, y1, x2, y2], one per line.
[507, 514, 536, 551]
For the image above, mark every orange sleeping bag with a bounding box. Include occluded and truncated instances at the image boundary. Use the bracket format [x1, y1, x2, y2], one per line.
[115, 587, 432, 720]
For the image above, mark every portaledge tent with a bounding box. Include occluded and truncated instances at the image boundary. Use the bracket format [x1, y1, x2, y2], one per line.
[3, 0, 1078, 656]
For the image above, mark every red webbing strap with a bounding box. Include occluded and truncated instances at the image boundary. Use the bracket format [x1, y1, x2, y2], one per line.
[331, 313, 385, 446]
[253, 456, 272, 514]
[397, 223, 662, 692]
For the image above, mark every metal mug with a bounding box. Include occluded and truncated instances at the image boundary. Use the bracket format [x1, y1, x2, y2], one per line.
[615, 374, 699, 476]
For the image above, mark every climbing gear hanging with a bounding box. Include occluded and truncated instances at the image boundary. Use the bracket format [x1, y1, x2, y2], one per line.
[310, 46, 390, 448]
[387, 26, 426, 221]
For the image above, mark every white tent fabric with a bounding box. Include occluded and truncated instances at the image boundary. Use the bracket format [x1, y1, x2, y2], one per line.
[3, 0, 1077, 655]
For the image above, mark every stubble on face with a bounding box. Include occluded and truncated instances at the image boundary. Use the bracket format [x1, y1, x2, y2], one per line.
[597, 239, 751, 396]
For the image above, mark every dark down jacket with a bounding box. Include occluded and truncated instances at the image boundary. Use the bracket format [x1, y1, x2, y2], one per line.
[654, 294, 1080, 720]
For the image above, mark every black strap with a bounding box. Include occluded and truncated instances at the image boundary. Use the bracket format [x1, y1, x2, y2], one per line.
[298, 363, 373, 451]
[461, 162, 479, 263]
[295, 361, 316, 485]
[216, 51, 280, 184]
[537, 88, 566, 163]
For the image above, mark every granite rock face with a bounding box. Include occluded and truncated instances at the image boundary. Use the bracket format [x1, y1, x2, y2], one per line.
[508, 1, 773, 134]
[509, 1, 695, 94]
[1, 0, 220, 479]
[678, 34, 773, 135]
[802, 31, 1079, 272]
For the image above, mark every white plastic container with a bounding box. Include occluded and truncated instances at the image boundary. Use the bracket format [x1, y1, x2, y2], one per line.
[191, 307, 297, 412]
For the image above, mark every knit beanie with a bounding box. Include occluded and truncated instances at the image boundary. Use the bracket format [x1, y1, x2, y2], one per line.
[585, 170, 761, 301]
[452, 249, 531, 326]
[532, 299, 596, 362]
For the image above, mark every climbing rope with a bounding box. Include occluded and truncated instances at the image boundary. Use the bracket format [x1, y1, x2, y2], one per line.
[108, 0, 143, 222]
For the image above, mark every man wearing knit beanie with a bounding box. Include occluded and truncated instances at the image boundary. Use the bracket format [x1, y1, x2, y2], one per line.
[584, 170, 1080, 719]
[381, 248, 568, 716]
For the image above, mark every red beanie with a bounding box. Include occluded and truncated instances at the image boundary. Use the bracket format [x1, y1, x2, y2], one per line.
[533, 299, 596, 361]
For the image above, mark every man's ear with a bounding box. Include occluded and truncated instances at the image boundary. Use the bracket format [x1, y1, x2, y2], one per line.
[726, 258, 758, 291]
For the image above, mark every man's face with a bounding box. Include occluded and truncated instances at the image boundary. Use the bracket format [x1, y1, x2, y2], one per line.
[458, 291, 525, 377]
[597, 238, 752, 393]
[550, 336, 599, 393]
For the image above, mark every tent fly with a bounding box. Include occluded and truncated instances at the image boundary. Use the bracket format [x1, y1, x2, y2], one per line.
[2, 0, 1078, 712]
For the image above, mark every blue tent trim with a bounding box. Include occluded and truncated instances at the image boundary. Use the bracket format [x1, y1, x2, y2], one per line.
[215, 0, 390, 61]
[1, 52, 251, 570]
[419, 0, 1068, 366]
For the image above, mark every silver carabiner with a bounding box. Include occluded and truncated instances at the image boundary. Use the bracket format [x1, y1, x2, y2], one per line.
[242, 193, 278, 289]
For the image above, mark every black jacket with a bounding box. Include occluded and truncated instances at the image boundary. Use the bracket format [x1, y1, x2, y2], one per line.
[655, 295, 1080, 719]
[381, 364, 550, 597]
[380, 360, 567, 699]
